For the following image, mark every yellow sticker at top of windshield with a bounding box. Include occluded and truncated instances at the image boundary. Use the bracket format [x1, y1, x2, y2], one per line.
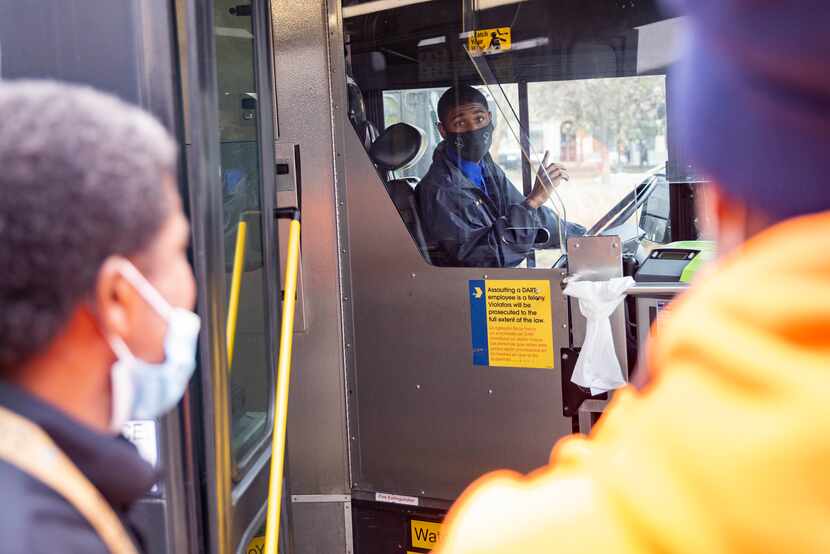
[467, 27, 511, 54]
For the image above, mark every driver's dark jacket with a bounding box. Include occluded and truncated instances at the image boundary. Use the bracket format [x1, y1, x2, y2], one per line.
[0, 382, 157, 553]
[416, 142, 585, 267]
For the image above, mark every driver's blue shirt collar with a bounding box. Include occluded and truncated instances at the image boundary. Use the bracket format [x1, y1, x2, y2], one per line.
[445, 146, 487, 194]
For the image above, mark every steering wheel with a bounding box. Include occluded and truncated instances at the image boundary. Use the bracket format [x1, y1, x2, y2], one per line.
[585, 174, 662, 236]
[549, 172, 664, 269]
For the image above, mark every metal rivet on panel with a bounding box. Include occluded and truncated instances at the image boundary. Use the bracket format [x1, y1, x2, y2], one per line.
[562, 353, 569, 360]
[416, 384, 421, 390]
[411, 273, 416, 278]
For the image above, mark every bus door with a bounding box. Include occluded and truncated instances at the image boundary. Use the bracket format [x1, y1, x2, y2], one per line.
[0, 1, 286, 552]
[175, 1, 283, 553]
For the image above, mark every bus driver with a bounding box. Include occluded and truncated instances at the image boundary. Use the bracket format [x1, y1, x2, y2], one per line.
[416, 85, 585, 267]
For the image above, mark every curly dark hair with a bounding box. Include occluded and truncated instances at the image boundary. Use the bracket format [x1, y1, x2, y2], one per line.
[0, 80, 177, 372]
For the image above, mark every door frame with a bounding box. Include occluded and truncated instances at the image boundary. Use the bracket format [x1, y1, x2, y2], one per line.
[181, 0, 282, 552]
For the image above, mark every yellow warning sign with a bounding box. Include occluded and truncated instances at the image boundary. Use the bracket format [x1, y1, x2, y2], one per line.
[469, 279, 554, 369]
[467, 27, 511, 54]
[245, 536, 264, 554]
[411, 519, 442, 549]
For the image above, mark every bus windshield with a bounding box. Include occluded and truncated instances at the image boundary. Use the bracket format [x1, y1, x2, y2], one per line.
[344, 0, 683, 268]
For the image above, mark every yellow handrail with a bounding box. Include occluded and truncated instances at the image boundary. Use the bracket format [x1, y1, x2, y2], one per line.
[264, 216, 301, 554]
[226, 220, 248, 370]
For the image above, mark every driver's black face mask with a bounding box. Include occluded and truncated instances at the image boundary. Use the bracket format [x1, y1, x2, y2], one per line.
[446, 122, 493, 163]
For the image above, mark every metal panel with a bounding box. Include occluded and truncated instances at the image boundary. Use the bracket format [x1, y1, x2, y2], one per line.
[292, 495, 351, 503]
[632, 285, 685, 358]
[567, 236, 629, 379]
[290, 501, 351, 554]
[267, 1, 354, 552]
[270, 0, 351, 495]
[343, 128, 573, 501]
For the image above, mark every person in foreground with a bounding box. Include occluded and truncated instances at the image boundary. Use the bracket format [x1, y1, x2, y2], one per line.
[0, 81, 198, 553]
[417, 85, 585, 267]
[433, 0, 830, 552]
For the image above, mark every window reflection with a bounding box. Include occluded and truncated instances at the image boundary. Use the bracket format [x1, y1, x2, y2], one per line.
[214, 0, 272, 469]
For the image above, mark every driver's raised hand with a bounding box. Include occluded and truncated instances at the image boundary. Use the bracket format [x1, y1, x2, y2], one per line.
[526, 151, 569, 209]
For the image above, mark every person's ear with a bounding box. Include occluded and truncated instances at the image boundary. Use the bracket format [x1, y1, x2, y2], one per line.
[695, 184, 718, 241]
[438, 122, 446, 139]
[94, 257, 140, 343]
[698, 183, 749, 257]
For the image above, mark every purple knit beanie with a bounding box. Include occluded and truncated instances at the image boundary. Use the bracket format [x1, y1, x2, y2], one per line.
[664, 0, 830, 221]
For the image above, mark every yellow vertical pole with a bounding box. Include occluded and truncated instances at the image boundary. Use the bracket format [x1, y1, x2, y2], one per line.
[264, 217, 301, 554]
[226, 220, 248, 370]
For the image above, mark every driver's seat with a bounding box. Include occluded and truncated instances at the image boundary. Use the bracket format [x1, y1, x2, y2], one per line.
[368, 123, 433, 262]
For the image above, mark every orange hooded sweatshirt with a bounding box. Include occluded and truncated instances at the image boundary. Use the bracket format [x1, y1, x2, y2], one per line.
[434, 211, 830, 553]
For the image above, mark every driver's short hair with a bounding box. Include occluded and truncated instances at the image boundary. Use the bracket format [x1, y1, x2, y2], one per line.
[0, 80, 177, 373]
[437, 85, 489, 126]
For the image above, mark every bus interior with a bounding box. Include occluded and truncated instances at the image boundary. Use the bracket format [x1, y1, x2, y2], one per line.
[0, 0, 707, 553]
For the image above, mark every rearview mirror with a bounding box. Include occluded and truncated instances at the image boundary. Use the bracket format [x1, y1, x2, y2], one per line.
[639, 212, 670, 243]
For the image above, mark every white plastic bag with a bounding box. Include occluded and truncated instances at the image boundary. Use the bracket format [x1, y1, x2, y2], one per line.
[563, 277, 634, 395]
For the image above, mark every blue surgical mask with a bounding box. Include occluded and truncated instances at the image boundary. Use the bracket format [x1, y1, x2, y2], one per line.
[108, 260, 201, 432]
